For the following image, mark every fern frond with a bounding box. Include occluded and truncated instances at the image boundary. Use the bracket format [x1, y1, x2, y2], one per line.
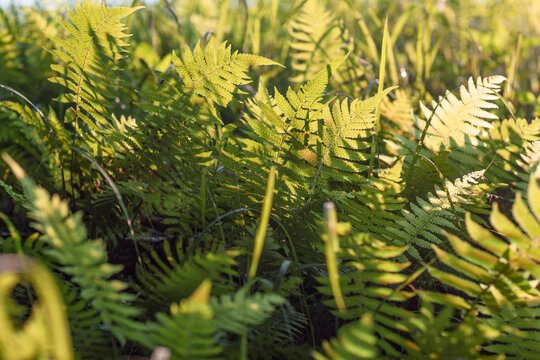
[137, 247, 239, 305]
[313, 314, 379, 360]
[49, 0, 143, 132]
[171, 37, 282, 108]
[317, 87, 396, 182]
[424, 174, 540, 357]
[419, 75, 506, 150]
[288, 0, 348, 84]
[485, 117, 540, 196]
[211, 288, 284, 336]
[149, 280, 223, 359]
[405, 304, 499, 359]
[381, 89, 415, 134]
[316, 229, 415, 357]
[2, 154, 146, 345]
[60, 283, 112, 359]
[388, 169, 486, 258]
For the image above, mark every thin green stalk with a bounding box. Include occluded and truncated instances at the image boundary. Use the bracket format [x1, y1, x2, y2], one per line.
[504, 32, 522, 101]
[369, 16, 389, 174]
[249, 166, 277, 278]
[216, 0, 230, 42]
[270, 0, 279, 28]
[323, 202, 346, 313]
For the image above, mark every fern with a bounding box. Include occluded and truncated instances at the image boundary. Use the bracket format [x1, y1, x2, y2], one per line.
[424, 174, 540, 358]
[316, 225, 415, 357]
[287, 0, 347, 84]
[149, 280, 223, 360]
[388, 169, 487, 258]
[2, 154, 146, 346]
[316, 87, 396, 183]
[313, 314, 379, 360]
[136, 245, 239, 306]
[211, 288, 285, 336]
[172, 37, 281, 108]
[49, 1, 143, 135]
[419, 75, 506, 151]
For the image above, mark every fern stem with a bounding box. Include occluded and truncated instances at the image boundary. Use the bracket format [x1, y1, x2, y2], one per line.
[249, 166, 277, 278]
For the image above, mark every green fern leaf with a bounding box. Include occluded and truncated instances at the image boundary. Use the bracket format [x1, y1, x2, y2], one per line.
[172, 37, 282, 108]
[211, 288, 284, 336]
[2, 154, 146, 346]
[317, 87, 397, 181]
[288, 0, 347, 84]
[49, 1, 142, 133]
[425, 175, 540, 357]
[388, 170, 486, 257]
[150, 280, 223, 360]
[420, 75, 506, 150]
[313, 314, 379, 360]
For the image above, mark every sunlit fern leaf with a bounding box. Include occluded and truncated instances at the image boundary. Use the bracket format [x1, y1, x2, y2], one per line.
[424, 175, 540, 357]
[487, 118, 540, 197]
[316, 87, 396, 183]
[172, 37, 282, 109]
[96, 114, 142, 156]
[261, 56, 346, 145]
[381, 88, 415, 134]
[419, 75, 506, 151]
[287, 0, 347, 84]
[49, 0, 143, 132]
[388, 169, 486, 258]
[222, 59, 344, 208]
[313, 314, 379, 360]
[244, 79, 282, 148]
[518, 141, 540, 192]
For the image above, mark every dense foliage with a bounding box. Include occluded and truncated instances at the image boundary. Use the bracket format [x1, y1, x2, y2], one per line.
[0, 0, 539, 359]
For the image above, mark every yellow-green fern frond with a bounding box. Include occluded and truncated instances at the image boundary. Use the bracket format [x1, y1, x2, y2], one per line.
[2, 154, 146, 346]
[288, 0, 347, 84]
[420, 75, 506, 150]
[316, 229, 415, 357]
[317, 87, 396, 181]
[49, 1, 143, 133]
[381, 88, 415, 134]
[388, 169, 487, 257]
[172, 37, 282, 109]
[425, 175, 540, 357]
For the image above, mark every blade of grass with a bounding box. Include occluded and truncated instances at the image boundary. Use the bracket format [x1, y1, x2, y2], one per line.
[369, 16, 389, 174]
[324, 202, 346, 313]
[249, 166, 277, 279]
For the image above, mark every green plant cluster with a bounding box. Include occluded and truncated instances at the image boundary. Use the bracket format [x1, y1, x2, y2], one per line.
[0, 0, 539, 359]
